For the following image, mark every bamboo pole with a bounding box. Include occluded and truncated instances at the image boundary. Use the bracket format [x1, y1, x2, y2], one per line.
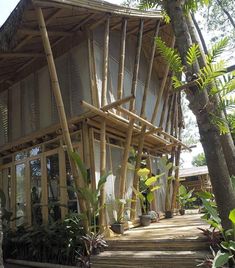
[118, 118, 135, 217]
[35, 7, 88, 228]
[140, 21, 160, 118]
[117, 18, 127, 100]
[165, 94, 175, 133]
[101, 17, 110, 107]
[87, 31, 99, 107]
[151, 37, 175, 124]
[89, 128, 96, 192]
[130, 125, 147, 221]
[99, 120, 106, 230]
[99, 17, 110, 230]
[130, 19, 144, 111]
[159, 79, 172, 128]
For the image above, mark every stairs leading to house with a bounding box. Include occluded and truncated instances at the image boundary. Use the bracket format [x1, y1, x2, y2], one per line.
[91, 214, 211, 268]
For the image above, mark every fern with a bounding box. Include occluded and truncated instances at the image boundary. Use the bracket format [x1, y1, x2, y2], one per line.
[156, 37, 183, 74]
[196, 60, 226, 89]
[172, 75, 184, 89]
[210, 114, 230, 134]
[161, 10, 170, 24]
[186, 43, 201, 66]
[206, 37, 229, 64]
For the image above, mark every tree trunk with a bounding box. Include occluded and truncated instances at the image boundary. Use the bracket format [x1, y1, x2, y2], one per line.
[216, 0, 235, 29]
[186, 13, 235, 177]
[165, 0, 235, 229]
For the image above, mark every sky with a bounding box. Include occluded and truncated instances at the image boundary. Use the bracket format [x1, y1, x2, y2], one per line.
[0, 0, 202, 168]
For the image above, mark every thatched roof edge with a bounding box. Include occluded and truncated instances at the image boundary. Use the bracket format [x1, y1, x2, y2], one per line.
[0, 0, 31, 52]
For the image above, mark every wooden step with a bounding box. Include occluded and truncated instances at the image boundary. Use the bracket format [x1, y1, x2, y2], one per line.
[107, 238, 208, 251]
[91, 250, 210, 268]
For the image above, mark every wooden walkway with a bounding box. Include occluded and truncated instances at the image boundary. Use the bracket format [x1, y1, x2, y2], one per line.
[91, 212, 211, 268]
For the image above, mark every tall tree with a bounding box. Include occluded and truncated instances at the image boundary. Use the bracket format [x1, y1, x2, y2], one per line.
[135, 0, 235, 229]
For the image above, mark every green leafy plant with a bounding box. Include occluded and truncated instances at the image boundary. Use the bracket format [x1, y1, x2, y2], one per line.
[133, 168, 163, 215]
[177, 185, 196, 211]
[70, 151, 110, 234]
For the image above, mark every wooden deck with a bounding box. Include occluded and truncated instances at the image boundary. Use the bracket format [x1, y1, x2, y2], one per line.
[92, 212, 211, 268]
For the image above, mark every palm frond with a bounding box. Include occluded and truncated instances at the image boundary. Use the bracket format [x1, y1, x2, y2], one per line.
[206, 37, 229, 64]
[186, 43, 201, 66]
[156, 37, 183, 74]
[172, 75, 184, 89]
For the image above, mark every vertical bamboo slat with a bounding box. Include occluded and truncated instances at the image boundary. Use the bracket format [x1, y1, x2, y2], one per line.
[140, 21, 160, 118]
[151, 37, 175, 124]
[165, 93, 175, 133]
[11, 165, 16, 229]
[130, 19, 144, 111]
[101, 18, 110, 107]
[35, 7, 87, 227]
[117, 18, 127, 100]
[25, 161, 31, 226]
[130, 125, 146, 221]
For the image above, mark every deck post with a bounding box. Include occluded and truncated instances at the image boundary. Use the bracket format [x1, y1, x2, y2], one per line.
[34, 6, 88, 230]
[99, 17, 110, 230]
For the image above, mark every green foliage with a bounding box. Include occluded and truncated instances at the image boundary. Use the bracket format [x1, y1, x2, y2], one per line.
[138, 0, 159, 10]
[177, 185, 196, 209]
[183, 0, 210, 13]
[3, 218, 85, 265]
[206, 37, 230, 64]
[133, 168, 163, 214]
[70, 151, 110, 233]
[155, 37, 183, 74]
[186, 43, 201, 66]
[192, 152, 206, 167]
[212, 251, 230, 268]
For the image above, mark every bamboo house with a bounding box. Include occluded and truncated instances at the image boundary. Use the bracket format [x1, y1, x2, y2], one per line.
[0, 0, 188, 228]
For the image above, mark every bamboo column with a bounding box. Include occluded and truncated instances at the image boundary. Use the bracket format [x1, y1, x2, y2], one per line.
[87, 30, 99, 107]
[99, 120, 106, 230]
[130, 125, 147, 221]
[34, 7, 87, 226]
[159, 79, 172, 128]
[101, 18, 110, 107]
[165, 93, 175, 133]
[89, 128, 97, 192]
[99, 17, 110, 230]
[151, 37, 175, 124]
[117, 18, 127, 100]
[140, 21, 160, 118]
[130, 19, 144, 111]
[118, 19, 144, 218]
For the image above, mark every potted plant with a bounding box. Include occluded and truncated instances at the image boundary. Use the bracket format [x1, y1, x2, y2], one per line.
[110, 199, 129, 234]
[178, 185, 196, 215]
[133, 168, 163, 226]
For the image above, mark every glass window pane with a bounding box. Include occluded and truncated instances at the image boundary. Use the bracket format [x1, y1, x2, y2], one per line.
[29, 146, 42, 157]
[16, 164, 26, 226]
[46, 154, 61, 222]
[30, 159, 42, 225]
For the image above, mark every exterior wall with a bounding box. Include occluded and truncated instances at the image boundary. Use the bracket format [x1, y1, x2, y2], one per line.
[0, 25, 170, 148]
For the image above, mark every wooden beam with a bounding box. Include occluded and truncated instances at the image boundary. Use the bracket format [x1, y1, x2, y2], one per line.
[35, 6, 88, 229]
[0, 53, 44, 58]
[116, 106, 162, 132]
[101, 17, 110, 107]
[101, 95, 134, 111]
[18, 28, 76, 37]
[151, 37, 175, 124]
[117, 18, 127, 100]
[130, 19, 144, 111]
[140, 20, 160, 118]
